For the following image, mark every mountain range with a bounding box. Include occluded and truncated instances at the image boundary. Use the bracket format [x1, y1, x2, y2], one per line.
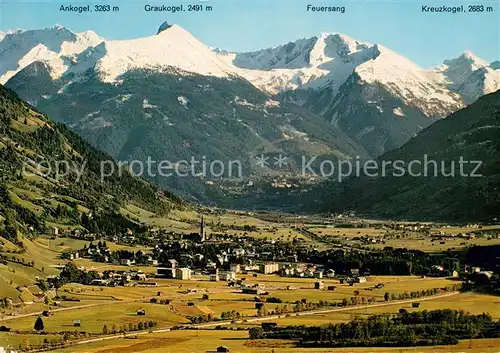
[1, 23, 499, 208]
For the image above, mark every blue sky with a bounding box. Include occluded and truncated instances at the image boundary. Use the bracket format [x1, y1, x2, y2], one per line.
[1, 0, 499, 67]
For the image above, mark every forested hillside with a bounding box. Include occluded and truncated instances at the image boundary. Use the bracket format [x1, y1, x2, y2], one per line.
[0, 84, 183, 241]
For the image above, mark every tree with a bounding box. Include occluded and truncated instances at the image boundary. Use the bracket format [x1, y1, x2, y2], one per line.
[249, 327, 264, 339]
[102, 324, 109, 334]
[38, 280, 49, 292]
[384, 292, 391, 302]
[34, 316, 44, 331]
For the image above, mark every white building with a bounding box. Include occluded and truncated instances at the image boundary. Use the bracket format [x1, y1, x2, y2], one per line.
[175, 268, 192, 280]
[230, 264, 241, 273]
[222, 271, 236, 281]
[260, 263, 279, 274]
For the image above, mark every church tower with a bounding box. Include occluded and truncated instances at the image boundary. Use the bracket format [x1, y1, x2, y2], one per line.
[200, 215, 205, 242]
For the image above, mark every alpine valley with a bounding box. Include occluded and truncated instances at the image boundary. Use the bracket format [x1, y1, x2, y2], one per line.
[1, 22, 499, 209]
[2, 19, 500, 353]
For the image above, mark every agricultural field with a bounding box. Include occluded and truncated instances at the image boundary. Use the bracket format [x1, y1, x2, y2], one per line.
[2, 302, 189, 334]
[308, 225, 500, 252]
[264, 292, 500, 327]
[0, 275, 463, 333]
[27, 331, 500, 353]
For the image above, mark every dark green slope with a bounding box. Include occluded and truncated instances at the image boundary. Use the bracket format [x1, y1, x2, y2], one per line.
[0, 84, 182, 239]
[321, 90, 500, 221]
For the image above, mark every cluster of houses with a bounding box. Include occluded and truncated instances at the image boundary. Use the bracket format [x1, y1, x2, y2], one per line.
[89, 269, 148, 287]
[63, 242, 158, 267]
[279, 263, 331, 279]
[241, 283, 267, 295]
[339, 276, 367, 285]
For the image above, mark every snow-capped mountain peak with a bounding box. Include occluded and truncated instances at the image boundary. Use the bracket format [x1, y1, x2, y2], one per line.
[435, 51, 499, 103]
[354, 45, 463, 116]
[0, 24, 237, 84]
[309, 32, 373, 67]
[0, 25, 103, 83]
[2, 23, 495, 116]
[213, 32, 381, 94]
[442, 51, 489, 71]
[86, 24, 235, 82]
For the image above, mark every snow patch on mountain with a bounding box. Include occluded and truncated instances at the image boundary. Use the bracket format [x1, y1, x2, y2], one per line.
[215, 33, 467, 118]
[143, 98, 156, 109]
[392, 107, 405, 117]
[177, 96, 189, 107]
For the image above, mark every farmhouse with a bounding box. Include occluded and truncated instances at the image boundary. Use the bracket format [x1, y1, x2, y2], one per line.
[314, 280, 324, 289]
[206, 346, 230, 353]
[175, 267, 192, 280]
[221, 271, 236, 281]
[242, 284, 266, 295]
[354, 276, 367, 283]
[120, 259, 135, 266]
